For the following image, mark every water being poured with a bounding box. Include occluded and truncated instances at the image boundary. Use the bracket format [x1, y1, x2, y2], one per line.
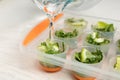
[33, 0, 73, 40]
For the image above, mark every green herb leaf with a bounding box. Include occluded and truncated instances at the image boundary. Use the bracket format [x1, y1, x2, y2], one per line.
[75, 48, 103, 64]
[38, 39, 65, 54]
[55, 29, 78, 38]
[86, 32, 110, 45]
[65, 17, 87, 27]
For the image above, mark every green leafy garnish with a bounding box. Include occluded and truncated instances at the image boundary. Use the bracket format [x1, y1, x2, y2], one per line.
[93, 21, 115, 32]
[38, 39, 65, 54]
[65, 17, 87, 27]
[74, 48, 103, 64]
[86, 32, 110, 45]
[114, 56, 120, 71]
[55, 29, 78, 38]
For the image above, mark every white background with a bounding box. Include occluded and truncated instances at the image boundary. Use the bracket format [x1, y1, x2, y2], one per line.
[0, 0, 120, 80]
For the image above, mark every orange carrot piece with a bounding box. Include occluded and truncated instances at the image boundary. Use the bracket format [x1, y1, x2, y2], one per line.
[23, 13, 63, 46]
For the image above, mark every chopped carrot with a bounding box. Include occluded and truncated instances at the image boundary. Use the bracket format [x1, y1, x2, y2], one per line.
[23, 13, 63, 46]
[73, 72, 96, 80]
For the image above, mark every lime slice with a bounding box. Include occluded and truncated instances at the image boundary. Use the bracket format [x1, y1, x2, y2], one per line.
[53, 45, 59, 51]
[116, 56, 120, 64]
[94, 38, 104, 43]
[97, 21, 108, 29]
[71, 21, 86, 26]
[38, 45, 46, 52]
[81, 48, 91, 62]
[91, 32, 98, 39]
[114, 56, 120, 70]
